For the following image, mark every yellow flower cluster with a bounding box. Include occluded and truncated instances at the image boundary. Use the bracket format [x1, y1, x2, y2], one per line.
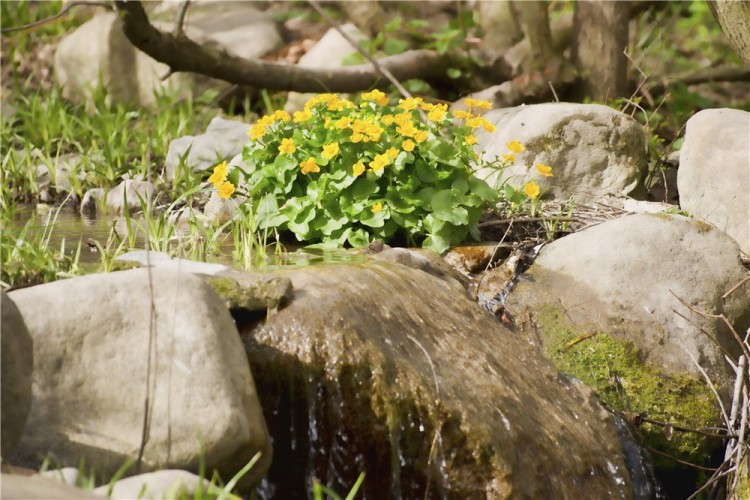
[361, 89, 389, 106]
[322, 142, 339, 160]
[305, 93, 353, 112]
[248, 110, 291, 140]
[351, 119, 384, 143]
[300, 157, 320, 175]
[369, 153, 390, 172]
[464, 97, 493, 110]
[279, 138, 296, 155]
[207, 161, 236, 199]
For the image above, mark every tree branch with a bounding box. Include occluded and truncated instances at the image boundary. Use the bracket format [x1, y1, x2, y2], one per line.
[113, 0, 454, 93]
[648, 65, 750, 95]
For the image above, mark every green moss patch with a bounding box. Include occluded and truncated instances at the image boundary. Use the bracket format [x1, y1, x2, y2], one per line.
[534, 304, 721, 469]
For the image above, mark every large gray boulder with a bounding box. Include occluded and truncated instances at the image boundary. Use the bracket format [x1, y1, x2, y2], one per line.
[241, 258, 634, 498]
[1, 291, 33, 457]
[9, 268, 271, 487]
[508, 213, 749, 394]
[474, 103, 648, 201]
[54, 4, 282, 107]
[678, 108, 750, 255]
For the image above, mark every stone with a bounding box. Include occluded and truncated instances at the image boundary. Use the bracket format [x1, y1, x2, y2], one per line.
[474, 103, 648, 202]
[115, 250, 233, 276]
[0, 473, 101, 499]
[242, 260, 633, 498]
[9, 268, 271, 488]
[165, 118, 251, 180]
[94, 470, 211, 500]
[105, 179, 154, 214]
[505, 213, 750, 463]
[284, 24, 366, 113]
[1, 291, 33, 457]
[678, 108, 750, 254]
[80, 188, 106, 216]
[207, 273, 292, 313]
[39, 467, 80, 486]
[54, 5, 281, 107]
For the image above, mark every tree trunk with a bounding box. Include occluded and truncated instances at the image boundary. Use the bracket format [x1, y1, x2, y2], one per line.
[474, 1, 522, 53]
[519, 1, 554, 70]
[572, 0, 630, 100]
[709, 0, 750, 66]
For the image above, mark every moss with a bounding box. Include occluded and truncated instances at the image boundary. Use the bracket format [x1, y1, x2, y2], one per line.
[646, 212, 674, 222]
[534, 304, 721, 469]
[694, 220, 713, 233]
[207, 275, 292, 312]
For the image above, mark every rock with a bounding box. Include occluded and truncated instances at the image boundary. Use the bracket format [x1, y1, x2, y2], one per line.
[94, 470, 211, 500]
[443, 244, 509, 275]
[474, 103, 648, 202]
[80, 188, 105, 216]
[678, 108, 750, 254]
[207, 273, 292, 313]
[284, 24, 366, 113]
[39, 467, 80, 486]
[621, 199, 677, 214]
[165, 118, 251, 180]
[54, 5, 281, 107]
[115, 250, 233, 276]
[1, 291, 33, 457]
[9, 268, 271, 488]
[0, 473, 101, 499]
[505, 213, 750, 464]
[242, 260, 633, 498]
[105, 179, 154, 214]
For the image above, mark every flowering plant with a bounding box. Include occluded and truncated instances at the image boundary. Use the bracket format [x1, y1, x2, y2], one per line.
[209, 92, 542, 253]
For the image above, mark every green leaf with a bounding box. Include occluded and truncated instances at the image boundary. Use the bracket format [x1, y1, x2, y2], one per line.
[384, 16, 403, 31]
[446, 68, 462, 79]
[352, 177, 379, 200]
[256, 194, 287, 229]
[383, 38, 409, 55]
[347, 228, 371, 247]
[469, 175, 498, 202]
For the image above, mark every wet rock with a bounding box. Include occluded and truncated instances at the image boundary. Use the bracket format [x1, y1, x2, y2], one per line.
[1, 291, 33, 457]
[0, 473, 101, 499]
[166, 118, 251, 180]
[678, 108, 750, 254]
[9, 268, 271, 488]
[242, 260, 632, 498]
[106, 179, 154, 214]
[443, 243, 508, 275]
[207, 273, 292, 313]
[80, 188, 105, 216]
[284, 24, 366, 113]
[94, 470, 211, 500]
[505, 213, 750, 466]
[54, 5, 281, 107]
[475, 103, 648, 202]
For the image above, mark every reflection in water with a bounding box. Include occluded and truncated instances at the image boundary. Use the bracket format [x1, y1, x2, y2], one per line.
[6, 204, 366, 269]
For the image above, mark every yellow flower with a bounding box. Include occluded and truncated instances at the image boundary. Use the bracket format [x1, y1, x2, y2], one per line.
[466, 116, 483, 129]
[414, 130, 429, 143]
[464, 97, 492, 110]
[394, 113, 412, 126]
[293, 110, 311, 123]
[427, 104, 448, 122]
[278, 138, 296, 155]
[272, 110, 290, 122]
[507, 140, 524, 153]
[248, 124, 266, 140]
[396, 122, 417, 138]
[420, 102, 435, 111]
[362, 89, 389, 106]
[501, 153, 515, 163]
[524, 181, 540, 198]
[352, 161, 365, 176]
[465, 135, 477, 145]
[207, 161, 228, 186]
[369, 153, 390, 172]
[402, 139, 415, 152]
[335, 117, 351, 129]
[217, 181, 235, 199]
[351, 133, 364, 143]
[452, 110, 473, 120]
[372, 202, 383, 214]
[482, 119, 496, 133]
[386, 147, 398, 159]
[322, 142, 340, 160]
[300, 158, 320, 174]
[398, 97, 423, 111]
[366, 123, 384, 142]
[535, 163, 554, 177]
[381, 114, 395, 125]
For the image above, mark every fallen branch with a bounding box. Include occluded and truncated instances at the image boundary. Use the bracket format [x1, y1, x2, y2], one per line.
[113, 0, 455, 93]
[648, 65, 750, 95]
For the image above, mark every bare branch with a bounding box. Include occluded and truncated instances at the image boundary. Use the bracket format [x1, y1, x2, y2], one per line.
[649, 65, 750, 95]
[113, 0, 453, 93]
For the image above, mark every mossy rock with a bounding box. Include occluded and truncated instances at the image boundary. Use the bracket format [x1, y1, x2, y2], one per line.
[533, 304, 721, 469]
[207, 274, 292, 312]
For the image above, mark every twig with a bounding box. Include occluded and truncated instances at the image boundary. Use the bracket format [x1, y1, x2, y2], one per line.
[731, 387, 748, 494]
[0, 1, 112, 34]
[477, 216, 578, 228]
[723, 275, 750, 299]
[407, 335, 439, 397]
[636, 414, 736, 440]
[173, 0, 191, 38]
[680, 343, 730, 428]
[306, 0, 413, 101]
[638, 439, 720, 472]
